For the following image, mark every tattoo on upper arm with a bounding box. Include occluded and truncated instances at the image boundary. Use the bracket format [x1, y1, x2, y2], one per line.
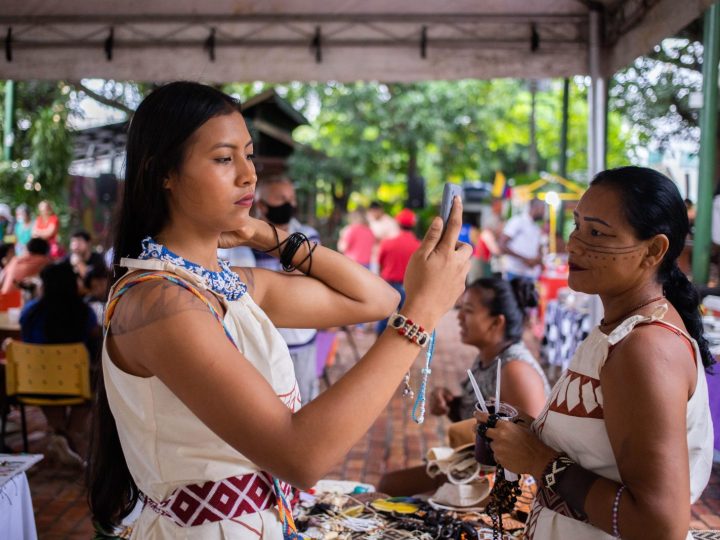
[109, 280, 217, 335]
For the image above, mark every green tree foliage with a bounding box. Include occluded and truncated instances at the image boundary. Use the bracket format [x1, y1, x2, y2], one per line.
[1, 76, 642, 241]
[237, 79, 633, 228]
[610, 20, 708, 148]
[0, 82, 73, 208]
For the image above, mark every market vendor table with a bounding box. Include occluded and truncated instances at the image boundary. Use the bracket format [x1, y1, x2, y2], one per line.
[0, 473, 37, 539]
[0, 454, 43, 540]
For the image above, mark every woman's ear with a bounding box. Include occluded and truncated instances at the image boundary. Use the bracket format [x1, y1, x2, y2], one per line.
[494, 313, 506, 332]
[642, 234, 669, 269]
[163, 170, 177, 191]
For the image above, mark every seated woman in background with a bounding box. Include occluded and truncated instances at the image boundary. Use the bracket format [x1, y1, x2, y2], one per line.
[431, 277, 550, 422]
[20, 262, 99, 466]
[379, 277, 550, 495]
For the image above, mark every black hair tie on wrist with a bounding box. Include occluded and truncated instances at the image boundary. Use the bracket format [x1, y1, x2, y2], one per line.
[294, 241, 318, 276]
[280, 232, 316, 274]
[261, 223, 287, 255]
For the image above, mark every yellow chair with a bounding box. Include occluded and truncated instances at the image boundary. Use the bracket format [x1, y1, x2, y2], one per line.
[1, 340, 91, 452]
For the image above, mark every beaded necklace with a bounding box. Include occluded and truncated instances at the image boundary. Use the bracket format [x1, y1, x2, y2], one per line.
[405, 330, 436, 424]
[479, 414, 522, 540]
[138, 236, 247, 301]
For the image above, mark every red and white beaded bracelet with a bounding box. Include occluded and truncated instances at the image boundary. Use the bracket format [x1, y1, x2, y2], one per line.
[388, 312, 430, 348]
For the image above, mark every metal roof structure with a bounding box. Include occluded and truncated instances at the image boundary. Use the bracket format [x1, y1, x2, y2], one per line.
[0, 0, 713, 82]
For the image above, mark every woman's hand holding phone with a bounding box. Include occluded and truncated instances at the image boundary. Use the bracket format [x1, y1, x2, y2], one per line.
[402, 194, 472, 329]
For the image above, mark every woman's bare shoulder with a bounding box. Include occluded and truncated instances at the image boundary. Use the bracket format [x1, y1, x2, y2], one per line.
[109, 278, 216, 336]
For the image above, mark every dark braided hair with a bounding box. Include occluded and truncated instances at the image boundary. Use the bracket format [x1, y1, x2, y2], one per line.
[467, 277, 538, 343]
[591, 166, 713, 370]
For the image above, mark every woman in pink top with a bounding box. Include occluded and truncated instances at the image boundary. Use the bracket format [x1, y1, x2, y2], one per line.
[337, 209, 375, 267]
[32, 200, 60, 258]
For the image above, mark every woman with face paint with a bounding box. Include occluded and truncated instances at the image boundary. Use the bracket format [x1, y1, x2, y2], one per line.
[86, 82, 472, 539]
[477, 167, 714, 540]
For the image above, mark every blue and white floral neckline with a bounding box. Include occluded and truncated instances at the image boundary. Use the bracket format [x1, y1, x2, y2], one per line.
[138, 236, 247, 301]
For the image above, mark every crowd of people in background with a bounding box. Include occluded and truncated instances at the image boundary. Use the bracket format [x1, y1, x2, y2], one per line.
[0, 199, 110, 467]
[0, 188, 558, 471]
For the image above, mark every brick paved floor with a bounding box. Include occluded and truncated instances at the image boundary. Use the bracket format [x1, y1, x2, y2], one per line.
[4, 310, 720, 537]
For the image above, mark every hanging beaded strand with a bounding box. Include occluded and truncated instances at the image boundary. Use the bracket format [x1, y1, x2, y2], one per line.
[411, 330, 436, 424]
[402, 373, 415, 398]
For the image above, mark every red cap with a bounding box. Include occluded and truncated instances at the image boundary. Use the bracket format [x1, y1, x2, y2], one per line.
[395, 208, 417, 228]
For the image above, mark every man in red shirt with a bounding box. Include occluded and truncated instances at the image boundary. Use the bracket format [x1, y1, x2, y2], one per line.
[376, 208, 421, 334]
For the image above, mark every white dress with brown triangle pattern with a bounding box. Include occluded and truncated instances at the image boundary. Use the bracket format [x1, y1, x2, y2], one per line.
[526, 305, 713, 539]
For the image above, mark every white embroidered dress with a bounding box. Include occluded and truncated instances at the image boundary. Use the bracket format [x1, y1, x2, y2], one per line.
[527, 305, 713, 540]
[102, 254, 301, 539]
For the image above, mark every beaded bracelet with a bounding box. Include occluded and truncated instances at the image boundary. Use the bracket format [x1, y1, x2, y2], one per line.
[388, 311, 430, 347]
[611, 484, 625, 538]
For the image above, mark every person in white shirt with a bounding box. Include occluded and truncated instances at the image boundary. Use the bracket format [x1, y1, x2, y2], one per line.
[252, 176, 322, 406]
[499, 199, 545, 281]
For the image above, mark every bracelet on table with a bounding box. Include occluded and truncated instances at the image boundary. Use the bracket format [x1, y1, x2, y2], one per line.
[611, 484, 625, 538]
[388, 311, 431, 348]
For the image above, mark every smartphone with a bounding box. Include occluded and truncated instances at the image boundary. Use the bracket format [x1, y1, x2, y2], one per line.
[440, 183, 463, 227]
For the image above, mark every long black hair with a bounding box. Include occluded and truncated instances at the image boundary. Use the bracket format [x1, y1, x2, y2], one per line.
[467, 277, 538, 343]
[87, 82, 241, 532]
[24, 262, 89, 343]
[591, 166, 714, 370]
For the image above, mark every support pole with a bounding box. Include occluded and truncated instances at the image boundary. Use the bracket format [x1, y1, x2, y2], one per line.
[558, 78, 570, 237]
[587, 8, 607, 326]
[559, 78, 570, 179]
[588, 10, 607, 179]
[692, 3, 720, 285]
[3, 80, 14, 161]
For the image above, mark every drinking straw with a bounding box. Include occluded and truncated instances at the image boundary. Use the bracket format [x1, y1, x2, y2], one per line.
[466, 369, 488, 413]
[495, 362, 502, 411]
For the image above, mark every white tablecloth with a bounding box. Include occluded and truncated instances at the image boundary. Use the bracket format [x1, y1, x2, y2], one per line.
[0, 472, 37, 540]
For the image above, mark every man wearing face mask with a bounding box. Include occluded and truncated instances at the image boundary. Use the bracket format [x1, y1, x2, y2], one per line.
[252, 176, 321, 406]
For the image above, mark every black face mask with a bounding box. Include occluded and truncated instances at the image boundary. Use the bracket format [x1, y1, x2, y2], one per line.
[263, 201, 295, 225]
